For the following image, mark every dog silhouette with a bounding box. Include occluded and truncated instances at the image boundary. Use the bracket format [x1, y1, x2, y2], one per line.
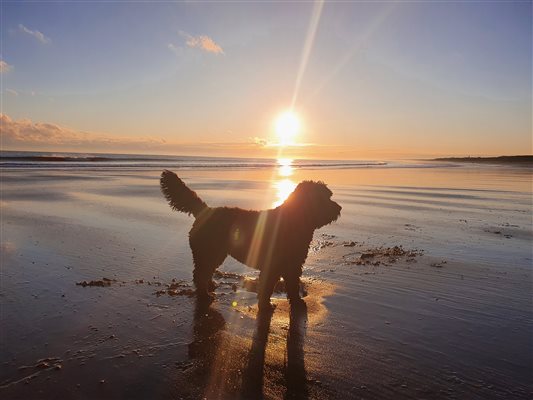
[160, 170, 341, 310]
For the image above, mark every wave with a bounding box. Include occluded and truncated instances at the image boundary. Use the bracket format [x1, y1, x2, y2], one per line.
[0, 153, 219, 162]
[0, 151, 389, 170]
[1, 156, 117, 162]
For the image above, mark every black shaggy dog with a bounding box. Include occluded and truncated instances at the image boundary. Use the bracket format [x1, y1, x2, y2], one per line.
[160, 170, 341, 310]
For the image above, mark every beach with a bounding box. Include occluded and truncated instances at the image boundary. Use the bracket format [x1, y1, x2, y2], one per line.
[1, 156, 531, 399]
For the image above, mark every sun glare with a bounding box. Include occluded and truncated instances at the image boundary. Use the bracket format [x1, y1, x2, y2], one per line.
[273, 179, 297, 207]
[275, 111, 301, 146]
[277, 158, 294, 177]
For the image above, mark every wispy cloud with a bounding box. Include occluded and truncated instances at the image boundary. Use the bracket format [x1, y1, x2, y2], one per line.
[19, 24, 51, 44]
[0, 60, 13, 73]
[180, 31, 224, 54]
[251, 136, 312, 148]
[6, 89, 19, 96]
[0, 114, 166, 149]
[252, 137, 268, 147]
[167, 43, 182, 55]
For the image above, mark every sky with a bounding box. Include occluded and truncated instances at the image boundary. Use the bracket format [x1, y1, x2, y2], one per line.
[1, 1, 531, 159]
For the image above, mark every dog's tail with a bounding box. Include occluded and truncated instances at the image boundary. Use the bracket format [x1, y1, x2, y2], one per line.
[160, 170, 207, 218]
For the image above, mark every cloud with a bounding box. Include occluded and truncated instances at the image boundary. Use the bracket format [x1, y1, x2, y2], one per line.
[19, 24, 51, 44]
[252, 137, 269, 147]
[0, 60, 13, 73]
[0, 114, 166, 150]
[167, 43, 182, 55]
[251, 136, 312, 148]
[180, 31, 224, 54]
[6, 89, 19, 96]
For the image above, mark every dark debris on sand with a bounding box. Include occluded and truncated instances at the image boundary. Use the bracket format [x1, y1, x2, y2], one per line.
[310, 233, 338, 252]
[344, 245, 424, 266]
[74, 276, 197, 297]
[75, 278, 117, 287]
[154, 280, 196, 297]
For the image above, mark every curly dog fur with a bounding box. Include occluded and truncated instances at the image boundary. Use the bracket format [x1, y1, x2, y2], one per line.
[160, 170, 341, 310]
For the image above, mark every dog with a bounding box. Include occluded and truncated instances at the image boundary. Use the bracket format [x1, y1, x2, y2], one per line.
[160, 170, 341, 310]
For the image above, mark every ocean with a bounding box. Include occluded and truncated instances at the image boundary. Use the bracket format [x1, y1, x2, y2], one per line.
[1, 150, 439, 170]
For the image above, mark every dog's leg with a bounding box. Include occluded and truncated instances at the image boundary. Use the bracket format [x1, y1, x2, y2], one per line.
[283, 268, 305, 307]
[191, 248, 226, 302]
[192, 265, 213, 302]
[207, 280, 217, 292]
[257, 270, 280, 311]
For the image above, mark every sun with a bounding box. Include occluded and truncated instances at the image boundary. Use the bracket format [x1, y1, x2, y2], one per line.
[275, 111, 301, 146]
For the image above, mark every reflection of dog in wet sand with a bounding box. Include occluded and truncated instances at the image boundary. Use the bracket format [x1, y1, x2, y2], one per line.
[160, 170, 341, 311]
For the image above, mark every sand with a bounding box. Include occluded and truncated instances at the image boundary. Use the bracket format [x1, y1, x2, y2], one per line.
[1, 164, 531, 399]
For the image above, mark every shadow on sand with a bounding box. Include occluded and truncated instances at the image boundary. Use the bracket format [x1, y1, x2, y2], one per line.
[187, 300, 309, 400]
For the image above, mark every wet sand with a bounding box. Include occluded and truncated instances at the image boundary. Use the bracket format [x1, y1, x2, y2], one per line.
[1, 165, 532, 399]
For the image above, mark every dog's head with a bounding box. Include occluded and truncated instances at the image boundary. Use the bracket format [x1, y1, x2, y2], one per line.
[282, 180, 341, 229]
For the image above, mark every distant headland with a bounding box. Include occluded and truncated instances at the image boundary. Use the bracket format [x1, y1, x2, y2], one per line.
[433, 155, 533, 165]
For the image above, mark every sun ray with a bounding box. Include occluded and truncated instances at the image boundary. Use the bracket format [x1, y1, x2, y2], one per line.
[305, 4, 396, 106]
[291, 0, 325, 109]
[273, 178, 296, 208]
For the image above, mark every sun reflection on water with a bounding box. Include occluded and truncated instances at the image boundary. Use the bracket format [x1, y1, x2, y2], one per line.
[278, 158, 294, 177]
[273, 159, 296, 207]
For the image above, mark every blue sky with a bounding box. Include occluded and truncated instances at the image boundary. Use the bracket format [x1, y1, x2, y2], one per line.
[1, 1, 531, 158]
